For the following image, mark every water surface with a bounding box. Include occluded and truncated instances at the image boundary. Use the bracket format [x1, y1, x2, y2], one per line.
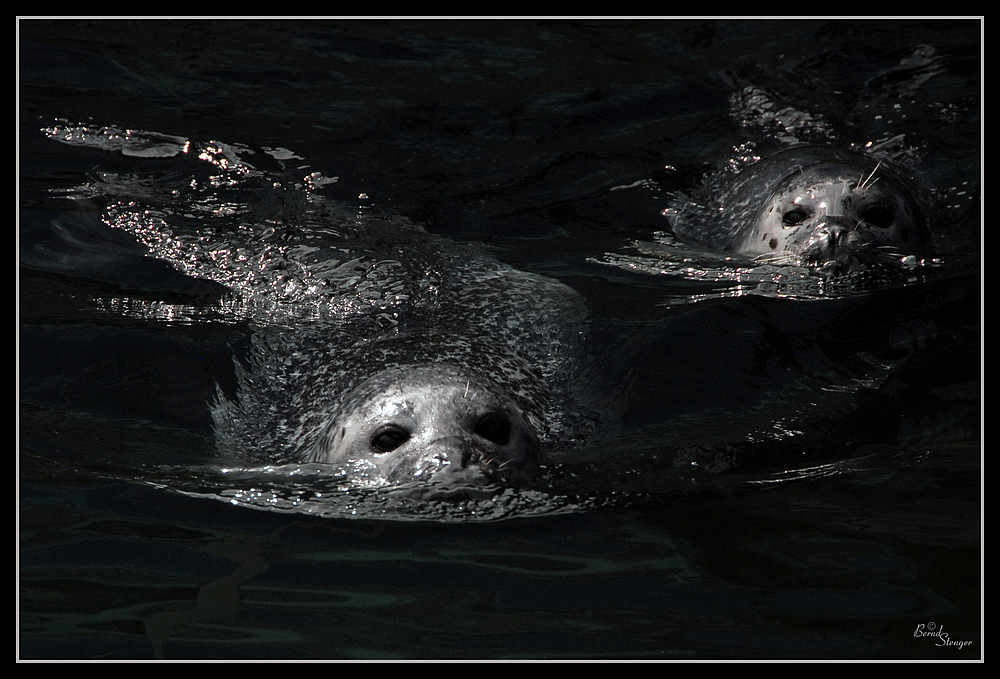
[19, 19, 981, 659]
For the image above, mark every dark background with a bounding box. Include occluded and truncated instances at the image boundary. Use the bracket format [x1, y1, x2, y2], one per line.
[19, 19, 981, 659]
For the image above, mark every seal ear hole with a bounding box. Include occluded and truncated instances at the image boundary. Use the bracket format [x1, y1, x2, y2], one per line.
[370, 425, 410, 453]
[475, 413, 511, 446]
[781, 208, 811, 227]
[860, 205, 895, 228]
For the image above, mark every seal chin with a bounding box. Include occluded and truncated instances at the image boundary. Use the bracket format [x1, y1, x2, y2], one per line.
[305, 363, 541, 485]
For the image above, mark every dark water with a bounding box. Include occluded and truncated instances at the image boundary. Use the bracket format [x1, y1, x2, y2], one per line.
[19, 19, 981, 659]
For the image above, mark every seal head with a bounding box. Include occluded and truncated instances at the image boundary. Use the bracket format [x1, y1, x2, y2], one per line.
[303, 363, 541, 485]
[722, 147, 932, 271]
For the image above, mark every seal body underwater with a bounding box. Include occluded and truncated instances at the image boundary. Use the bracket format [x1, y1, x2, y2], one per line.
[673, 146, 934, 271]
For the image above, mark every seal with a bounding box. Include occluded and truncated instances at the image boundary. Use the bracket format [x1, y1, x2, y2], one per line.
[673, 146, 934, 271]
[45, 120, 607, 491]
[194, 233, 598, 490]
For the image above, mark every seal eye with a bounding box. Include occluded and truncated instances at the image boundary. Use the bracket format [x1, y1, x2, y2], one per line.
[860, 204, 894, 228]
[474, 413, 511, 446]
[370, 425, 410, 453]
[781, 208, 811, 227]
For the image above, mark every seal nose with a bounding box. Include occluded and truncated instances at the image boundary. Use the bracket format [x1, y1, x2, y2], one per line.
[423, 437, 485, 471]
[818, 216, 855, 243]
[804, 217, 855, 264]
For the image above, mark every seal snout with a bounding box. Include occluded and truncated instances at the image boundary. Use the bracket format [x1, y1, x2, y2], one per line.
[422, 436, 487, 471]
[395, 429, 534, 485]
[802, 216, 857, 261]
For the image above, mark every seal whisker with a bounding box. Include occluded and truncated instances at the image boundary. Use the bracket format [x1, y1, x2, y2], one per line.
[859, 160, 881, 190]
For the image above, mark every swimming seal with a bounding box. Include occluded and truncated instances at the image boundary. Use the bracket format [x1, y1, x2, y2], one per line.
[41, 120, 605, 490]
[674, 146, 933, 271]
[184, 216, 597, 490]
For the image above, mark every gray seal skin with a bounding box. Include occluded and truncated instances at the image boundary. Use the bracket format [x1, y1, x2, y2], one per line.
[678, 146, 933, 271]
